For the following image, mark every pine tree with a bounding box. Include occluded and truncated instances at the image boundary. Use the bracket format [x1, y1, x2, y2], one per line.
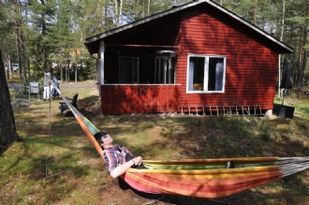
[28, 0, 56, 73]
[285, 0, 308, 89]
[0, 0, 27, 80]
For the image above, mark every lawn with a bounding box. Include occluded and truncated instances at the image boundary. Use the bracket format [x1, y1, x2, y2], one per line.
[1, 81, 308, 205]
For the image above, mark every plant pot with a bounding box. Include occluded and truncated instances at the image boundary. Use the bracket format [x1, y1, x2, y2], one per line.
[273, 104, 295, 119]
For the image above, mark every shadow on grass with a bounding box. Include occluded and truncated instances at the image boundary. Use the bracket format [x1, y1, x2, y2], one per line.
[3, 135, 99, 174]
[101, 115, 309, 204]
[7, 90, 308, 204]
[1, 136, 98, 204]
[132, 190, 232, 205]
[78, 95, 99, 106]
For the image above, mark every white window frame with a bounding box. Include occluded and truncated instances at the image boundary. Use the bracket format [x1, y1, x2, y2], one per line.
[186, 54, 227, 94]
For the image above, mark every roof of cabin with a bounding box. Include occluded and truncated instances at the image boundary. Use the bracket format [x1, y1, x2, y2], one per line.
[84, 0, 293, 54]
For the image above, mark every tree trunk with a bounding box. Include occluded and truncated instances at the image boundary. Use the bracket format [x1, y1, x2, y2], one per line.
[280, 0, 286, 41]
[252, 0, 257, 25]
[25, 1, 30, 79]
[66, 61, 70, 82]
[278, 0, 286, 98]
[15, 21, 23, 81]
[60, 62, 63, 82]
[105, 0, 108, 26]
[40, 0, 48, 72]
[114, 0, 118, 25]
[8, 59, 12, 80]
[147, 0, 151, 15]
[300, 3, 308, 89]
[299, 23, 308, 89]
[21, 30, 27, 80]
[0, 50, 18, 152]
[114, 0, 122, 26]
[27, 53, 30, 78]
[118, 0, 122, 25]
[75, 63, 77, 83]
[6, 60, 10, 80]
[3, 52, 10, 80]
[12, 0, 25, 82]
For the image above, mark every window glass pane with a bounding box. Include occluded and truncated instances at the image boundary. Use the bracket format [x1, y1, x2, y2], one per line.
[132, 58, 139, 83]
[119, 57, 139, 84]
[155, 56, 175, 84]
[155, 58, 159, 83]
[160, 58, 164, 83]
[168, 57, 175, 84]
[208, 57, 224, 91]
[155, 58, 165, 84]
[189, 57, 205, 91]
[119, 58, 132, 83]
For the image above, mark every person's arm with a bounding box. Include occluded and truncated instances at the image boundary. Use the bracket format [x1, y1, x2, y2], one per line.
[110, 160, 134, 178]
[110, 156, 143, 178]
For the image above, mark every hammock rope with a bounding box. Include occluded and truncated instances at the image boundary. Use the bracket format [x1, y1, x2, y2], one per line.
[55, 88, 309, 198]
[278, 157, 309, 177]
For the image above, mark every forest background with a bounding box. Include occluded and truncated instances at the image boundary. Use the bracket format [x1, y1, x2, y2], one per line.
[0, 0, 308, 90]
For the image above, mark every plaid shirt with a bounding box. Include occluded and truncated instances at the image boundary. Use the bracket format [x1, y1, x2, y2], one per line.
[103, 144, 135, 173]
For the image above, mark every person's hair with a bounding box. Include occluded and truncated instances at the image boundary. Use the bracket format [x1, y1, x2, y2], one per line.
[94, 132, 108, 145]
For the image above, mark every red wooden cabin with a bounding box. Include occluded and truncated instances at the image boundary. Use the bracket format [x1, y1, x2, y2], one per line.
[85, 0, 292, 115]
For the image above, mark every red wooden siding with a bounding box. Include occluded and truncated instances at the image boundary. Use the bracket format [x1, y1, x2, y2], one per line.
[99, 6, 281, 114]
[101, 85, 180, 114]
[176, 8, 279, 110]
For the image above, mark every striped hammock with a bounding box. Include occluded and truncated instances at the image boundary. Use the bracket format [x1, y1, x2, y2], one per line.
[58, 90, 309, 198]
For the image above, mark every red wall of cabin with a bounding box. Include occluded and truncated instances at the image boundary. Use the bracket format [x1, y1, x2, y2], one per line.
[176, 9, 279, 110]
[101, 85, 180, 114]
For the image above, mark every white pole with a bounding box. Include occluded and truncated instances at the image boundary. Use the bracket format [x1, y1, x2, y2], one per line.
[99, 41, 105, 85]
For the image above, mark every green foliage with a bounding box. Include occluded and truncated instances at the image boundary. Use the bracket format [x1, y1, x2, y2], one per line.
[0, 1, 21, 63]
[0, 0, 308, 87]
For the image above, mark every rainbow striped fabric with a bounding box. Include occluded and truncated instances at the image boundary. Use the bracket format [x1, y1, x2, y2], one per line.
[123, 158, 281, 198]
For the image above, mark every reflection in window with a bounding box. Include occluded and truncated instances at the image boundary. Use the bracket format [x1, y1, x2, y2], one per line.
[188, 57, 204, 91]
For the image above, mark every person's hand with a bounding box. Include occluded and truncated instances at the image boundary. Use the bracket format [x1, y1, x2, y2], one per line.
[132, 156, 143, 166]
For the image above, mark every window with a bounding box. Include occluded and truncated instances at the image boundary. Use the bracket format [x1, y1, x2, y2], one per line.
[187, 55, 226, 93]
[119, 57, 139, 83]
[154, 56, 175, 84]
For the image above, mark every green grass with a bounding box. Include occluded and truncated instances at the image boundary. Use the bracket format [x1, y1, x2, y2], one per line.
[1, 81, 308, 204]
[295, 104, 309, 120]
[275, 95, 309, 120]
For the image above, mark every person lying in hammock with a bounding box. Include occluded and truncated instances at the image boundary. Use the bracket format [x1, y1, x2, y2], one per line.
[94, 132, 143, 178]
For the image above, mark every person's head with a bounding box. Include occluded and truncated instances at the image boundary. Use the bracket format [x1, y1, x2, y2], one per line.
[94, 132, 113, 148]
[44, 72, 50, 78]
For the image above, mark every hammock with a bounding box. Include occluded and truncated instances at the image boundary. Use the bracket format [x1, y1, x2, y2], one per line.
[57, 90, 309, 198]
